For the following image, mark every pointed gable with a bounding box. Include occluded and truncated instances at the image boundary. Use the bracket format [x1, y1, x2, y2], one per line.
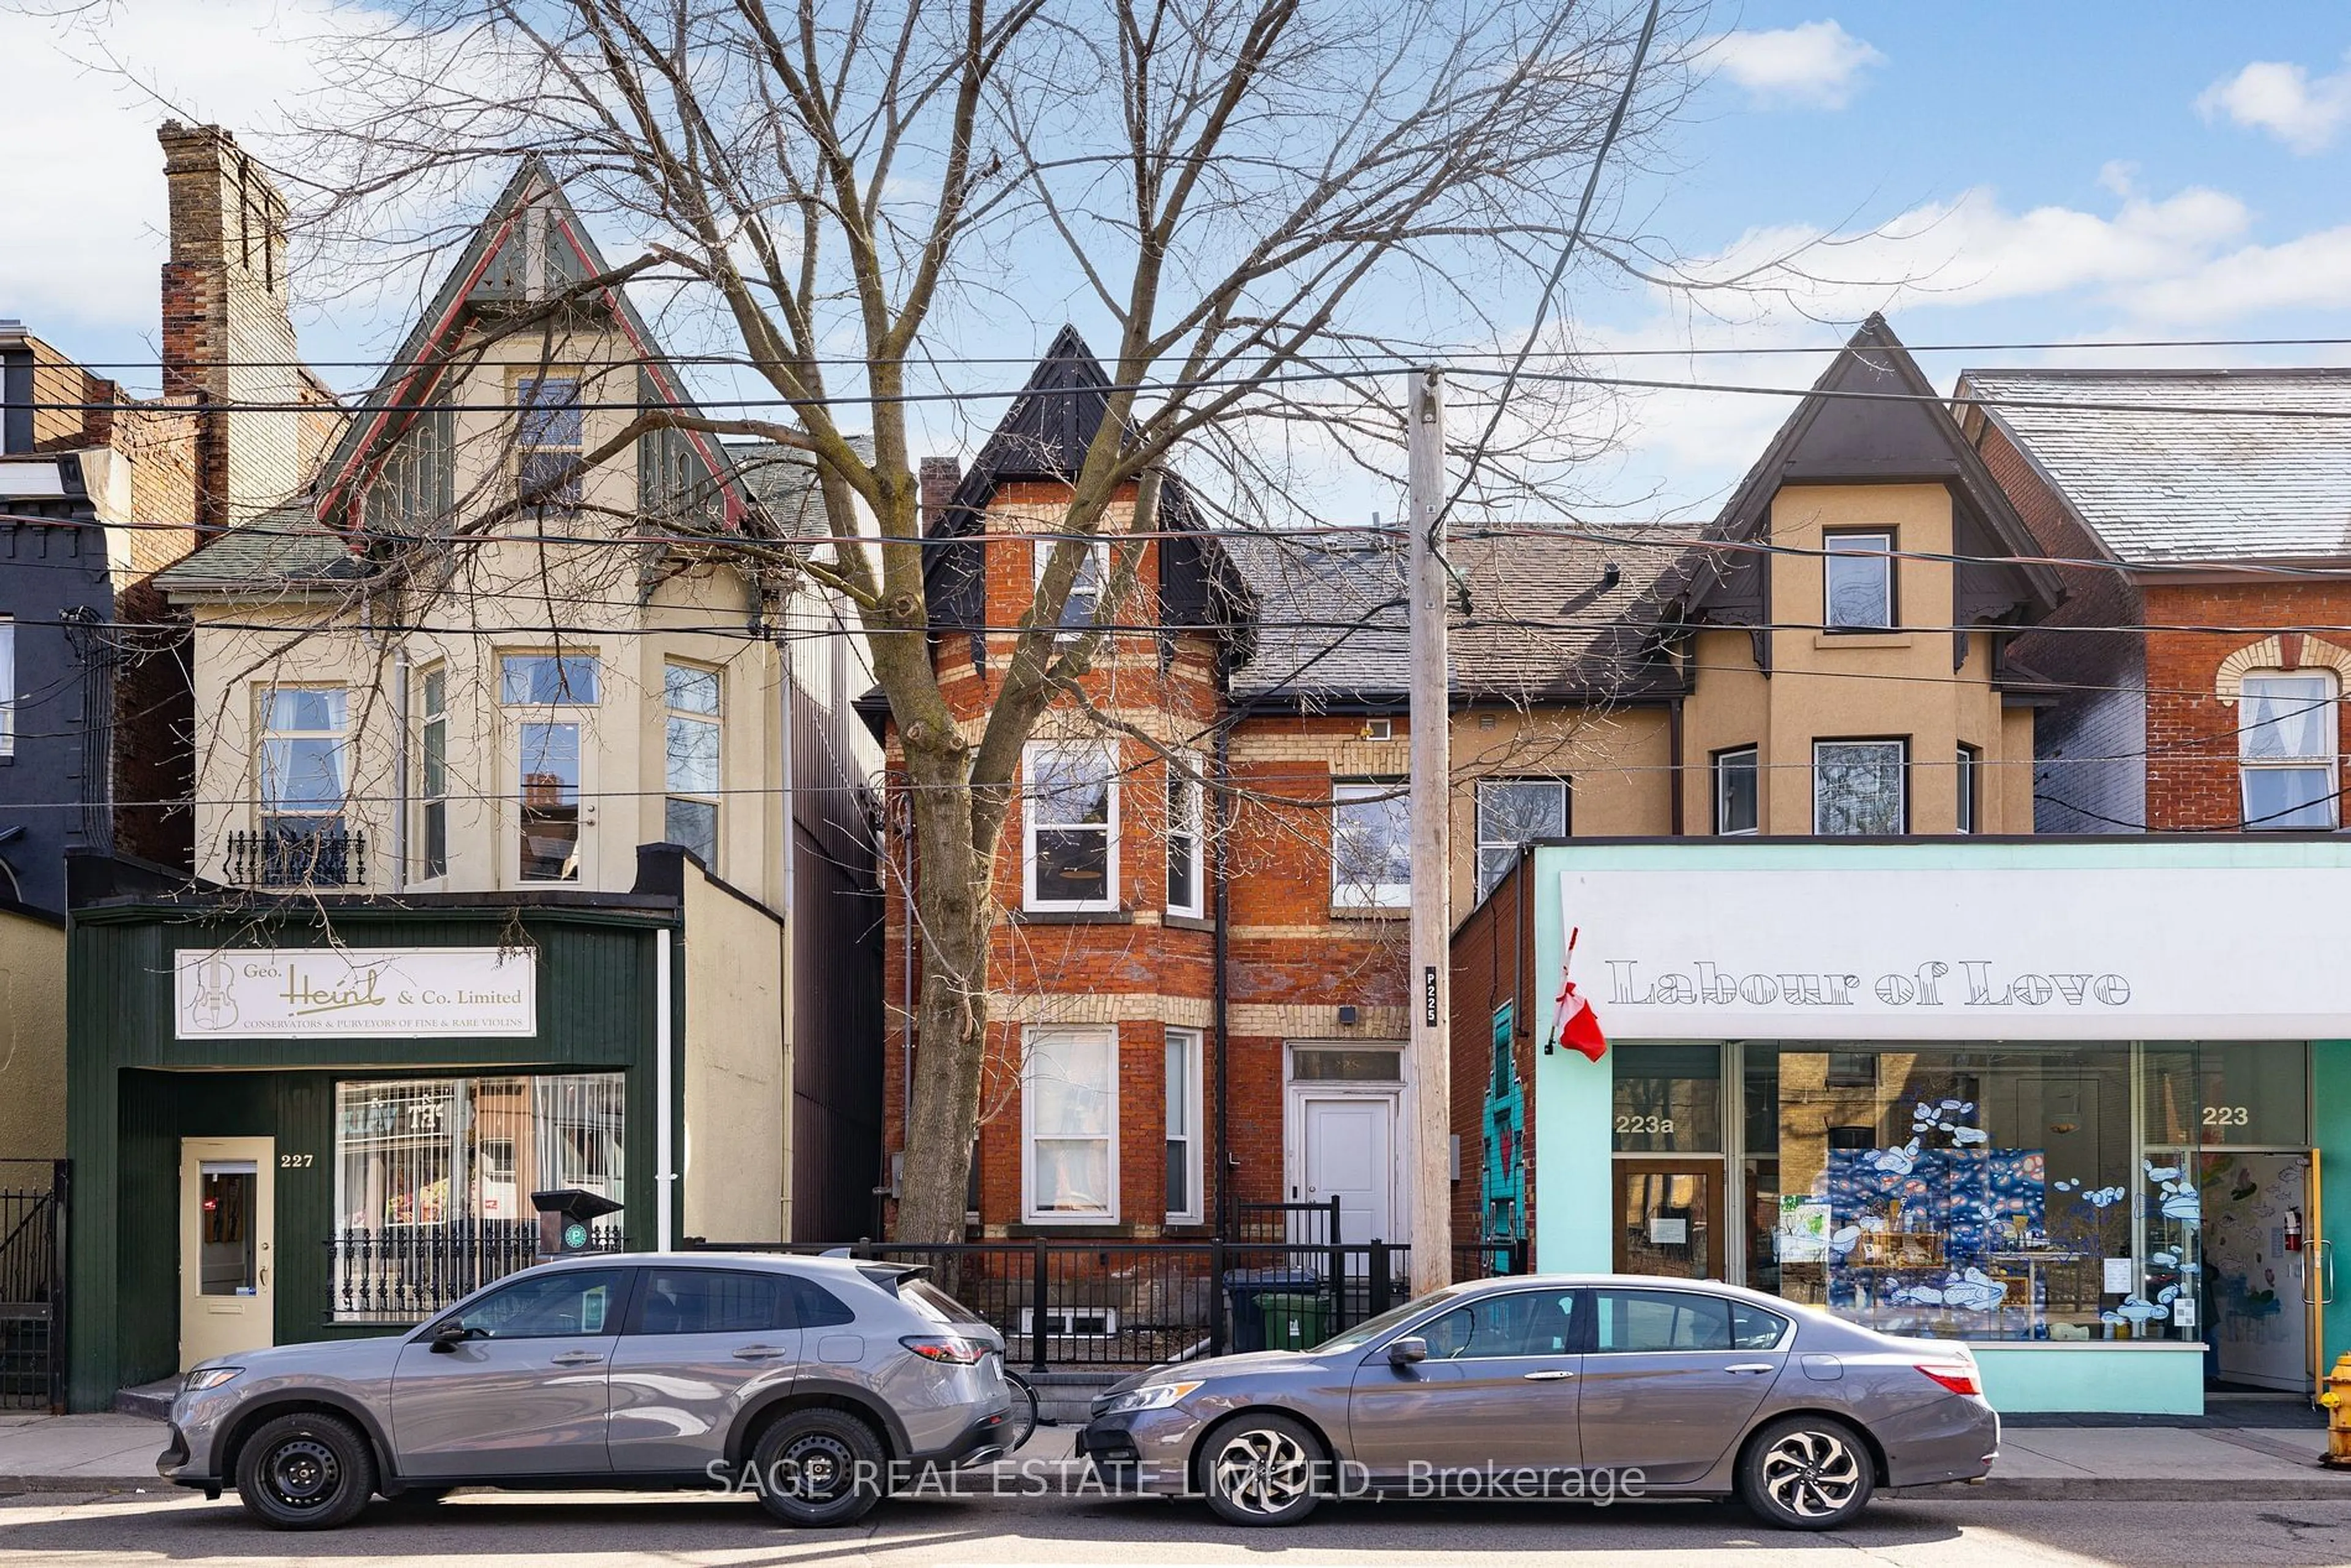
[1673, 314, 2063, 639]
[312, 160, 751, 537]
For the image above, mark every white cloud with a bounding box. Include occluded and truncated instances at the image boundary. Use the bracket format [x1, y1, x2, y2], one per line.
[2196, 55, 2351, 154]
[1704, 21, 1886, 110]
[0, 2, 375, 344]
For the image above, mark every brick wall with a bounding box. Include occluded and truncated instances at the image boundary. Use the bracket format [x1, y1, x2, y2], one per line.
[2142, 582, 2351, 830]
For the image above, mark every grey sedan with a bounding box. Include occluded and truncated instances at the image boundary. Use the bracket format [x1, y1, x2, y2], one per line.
[1076, 1274, 1998, 1529]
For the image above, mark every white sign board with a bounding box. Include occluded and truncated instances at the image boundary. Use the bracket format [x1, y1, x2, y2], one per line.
[175, 948, 537, 1039]
[1563, 865, 2351, 1040]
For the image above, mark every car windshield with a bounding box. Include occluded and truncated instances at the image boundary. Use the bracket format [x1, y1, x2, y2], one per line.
[1310, 1283, 1482, 1353]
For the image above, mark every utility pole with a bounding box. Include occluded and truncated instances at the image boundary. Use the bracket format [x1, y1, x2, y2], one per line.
[1406, 368, 1452, 1294]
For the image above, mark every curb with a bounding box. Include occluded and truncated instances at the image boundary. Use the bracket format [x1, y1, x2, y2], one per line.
[0, 1477, 165, 1495]
[1893, 1476, 2351, 1502]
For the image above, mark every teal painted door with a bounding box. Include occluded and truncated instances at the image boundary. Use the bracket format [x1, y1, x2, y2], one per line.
[1480, 1004, 1526, 1267]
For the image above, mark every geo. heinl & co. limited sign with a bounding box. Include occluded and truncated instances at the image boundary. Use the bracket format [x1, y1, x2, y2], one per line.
[173, 948, 538, 1039]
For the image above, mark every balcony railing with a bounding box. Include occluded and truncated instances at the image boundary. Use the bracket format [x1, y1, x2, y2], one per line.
[326, 1220, 624, 1323]
[224, 828, 367, 888]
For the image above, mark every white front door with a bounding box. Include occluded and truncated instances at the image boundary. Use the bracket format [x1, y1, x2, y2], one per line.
[179, 1137, 276, 1370]
[1299, 1097, 1396, 1247]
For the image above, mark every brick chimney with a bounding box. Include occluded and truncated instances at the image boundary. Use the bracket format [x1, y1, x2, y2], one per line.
[158, 122, 303, 528]
[919, 456, 962, 530]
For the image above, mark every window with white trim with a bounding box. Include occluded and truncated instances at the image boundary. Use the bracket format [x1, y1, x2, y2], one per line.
[1164, 1027, 1203, 1224]
[1024, 740, 1119, 910]
[1714, 746, 1758, 835]
[1813, 740, 1905, 835]
[1955, 743, 1980, 835]
[417, 667, 448, 879]
[2240, 671, 2339, 830]
[501, 653, 598, 883]
[1033, 538, 1109, 632]
[663, 662, 722, 866]
[1165, 757, 1204, 918]
[516, 373, 583, 513]
[0, 615, 13, 757]
[1024, 1027, 1117, 1221]
[259, 686, 349, 841]
[1332, 781, 1410, 909]
[1475, 778, 1568, 898]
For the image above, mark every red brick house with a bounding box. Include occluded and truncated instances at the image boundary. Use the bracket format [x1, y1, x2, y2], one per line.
[873, 318, 2063, 1257]
[1959, 369, 2351, 833]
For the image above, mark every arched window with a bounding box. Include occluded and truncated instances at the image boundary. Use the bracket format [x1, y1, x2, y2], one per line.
[2237, 668, 2340, 830]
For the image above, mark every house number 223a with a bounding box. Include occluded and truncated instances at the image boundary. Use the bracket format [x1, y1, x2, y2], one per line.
[1614, 1114, 1675, 1135]
[279, 1153, 314, 1169]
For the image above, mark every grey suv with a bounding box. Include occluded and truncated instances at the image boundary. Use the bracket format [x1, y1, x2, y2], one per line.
[159, 1253, 1012, 1529]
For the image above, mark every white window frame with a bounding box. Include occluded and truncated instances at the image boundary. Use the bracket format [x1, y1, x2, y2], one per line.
[416, 665, 449, 880]
[2238, 669, 2340, 830]
[1812, 739, 1907, 836]
[1022, 1026, 1120, 1224]
[1823, 530, 1894, 631]
[1474, 778, 1569, 898]
[1955, 743, 1979, 835]
[1332, 780, 1411, 910]
[514, 370, 584, 513]
[1165, 755, 1205, 918]
[257, 683, 350, 834]
[1164, 1027, 1204, 1225]
[1022, 740, 1120, 912]
[662, 660, 723, 869]
[1714, 746, 1759, 836]
[500, 652, 599, 885]
[0, 615, 14, 757]
[1033, 538, 1110, 634]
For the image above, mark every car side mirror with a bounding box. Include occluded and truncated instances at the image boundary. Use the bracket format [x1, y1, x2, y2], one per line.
[1387, 1336, 1428, 1368]
[429, 1322, 473, 1354]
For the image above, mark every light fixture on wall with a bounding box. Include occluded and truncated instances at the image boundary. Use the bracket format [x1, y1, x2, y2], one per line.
[1337, 1004, 1360, 1027]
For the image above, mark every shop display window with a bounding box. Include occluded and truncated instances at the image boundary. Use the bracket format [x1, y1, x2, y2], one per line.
[335, 1073, 626, 1231]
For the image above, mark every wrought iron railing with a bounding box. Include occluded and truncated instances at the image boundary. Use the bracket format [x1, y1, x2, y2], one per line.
[225, 828, 368, 888]
[0, 1161, 66, 1412]
[325, 1220, 623, 1324]
[682, 1233, 1529, 1371]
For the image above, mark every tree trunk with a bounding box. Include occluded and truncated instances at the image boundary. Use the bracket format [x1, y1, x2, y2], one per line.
[893, 729, 999, 1244]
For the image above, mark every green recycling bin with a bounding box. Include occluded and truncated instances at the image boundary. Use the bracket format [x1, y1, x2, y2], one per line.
[1259, 1291, 1329, 1351]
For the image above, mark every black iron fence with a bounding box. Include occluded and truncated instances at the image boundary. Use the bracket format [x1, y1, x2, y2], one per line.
[0, 1161, 66, 1412]
[686, 1233, 1530, 1372]
[325, 1220, 623, 1323]
[223, 828, 368, 888]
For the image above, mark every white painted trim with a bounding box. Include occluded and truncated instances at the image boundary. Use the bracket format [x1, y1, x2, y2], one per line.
[1164, 1026, 1204, 1225]
[656, 934, 675, 1251]
[1022, 1024, 1121, 1224]
[1282, 1042, 1408, 1246]
[1022, 740, 1121, 913]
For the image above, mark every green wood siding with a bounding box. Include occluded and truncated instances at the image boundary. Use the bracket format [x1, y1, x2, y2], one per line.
[68, 904, 671, 1409]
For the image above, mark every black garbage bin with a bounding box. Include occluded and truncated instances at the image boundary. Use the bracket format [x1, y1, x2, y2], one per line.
[1221, 1267, 1322, 1353]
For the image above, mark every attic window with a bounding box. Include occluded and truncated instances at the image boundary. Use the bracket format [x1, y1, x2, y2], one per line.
[516, 375, 583, 513]
[1823, 531, 1894, 630]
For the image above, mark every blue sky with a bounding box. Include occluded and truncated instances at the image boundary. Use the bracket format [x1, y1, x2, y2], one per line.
[6, 3, 2349, 517]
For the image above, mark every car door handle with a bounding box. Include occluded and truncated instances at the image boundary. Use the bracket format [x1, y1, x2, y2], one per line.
[732, 1344, 790, 1360]
[550, 1350, 607, 1367]
[1723, 1363, 1775, 1375]
[1521, 1369, 1576, 1381]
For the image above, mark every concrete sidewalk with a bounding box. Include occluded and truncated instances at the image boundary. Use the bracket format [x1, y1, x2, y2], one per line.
[5, 1409, 2349, 1502]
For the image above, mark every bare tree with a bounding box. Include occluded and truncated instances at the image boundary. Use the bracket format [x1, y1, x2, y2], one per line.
[263, 0, 1706, 1240]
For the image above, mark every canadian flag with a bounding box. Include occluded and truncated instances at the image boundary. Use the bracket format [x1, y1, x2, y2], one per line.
[1548, 926, 1608, 1062]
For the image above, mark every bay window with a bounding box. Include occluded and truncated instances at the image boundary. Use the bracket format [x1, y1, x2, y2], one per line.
[1714, 746, 1759, 835]
[1024, 740, 1118, 910]
[1024, 1027, 1117, 1221]
[1813, 740, 1905, 835]
[1166, 757, 1204, 917]
[2238, 671, 2338, 829]
[1332, 780, 1411, 909]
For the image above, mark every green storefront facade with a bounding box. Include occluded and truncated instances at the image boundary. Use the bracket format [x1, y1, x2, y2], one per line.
[1494, 838, 2351, 1416]
[66, 877, 683, 1411]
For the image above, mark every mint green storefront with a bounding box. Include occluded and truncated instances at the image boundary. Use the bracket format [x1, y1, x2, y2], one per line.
[1521, 839, 2351, 1416]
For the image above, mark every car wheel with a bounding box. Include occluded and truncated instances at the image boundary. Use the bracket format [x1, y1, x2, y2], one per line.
[1737, 1414, 1875, 1531]
[1199, 1411, 1324, 1527]
[748, 1409, 888, 1528]
[234, 1411, 377, 1531]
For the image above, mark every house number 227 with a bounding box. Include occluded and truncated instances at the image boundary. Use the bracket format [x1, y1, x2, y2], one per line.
[279, 1153, 314, 1169]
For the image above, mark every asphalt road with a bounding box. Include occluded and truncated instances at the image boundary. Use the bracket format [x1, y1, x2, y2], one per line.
[6, 1488, 2351, 1567]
